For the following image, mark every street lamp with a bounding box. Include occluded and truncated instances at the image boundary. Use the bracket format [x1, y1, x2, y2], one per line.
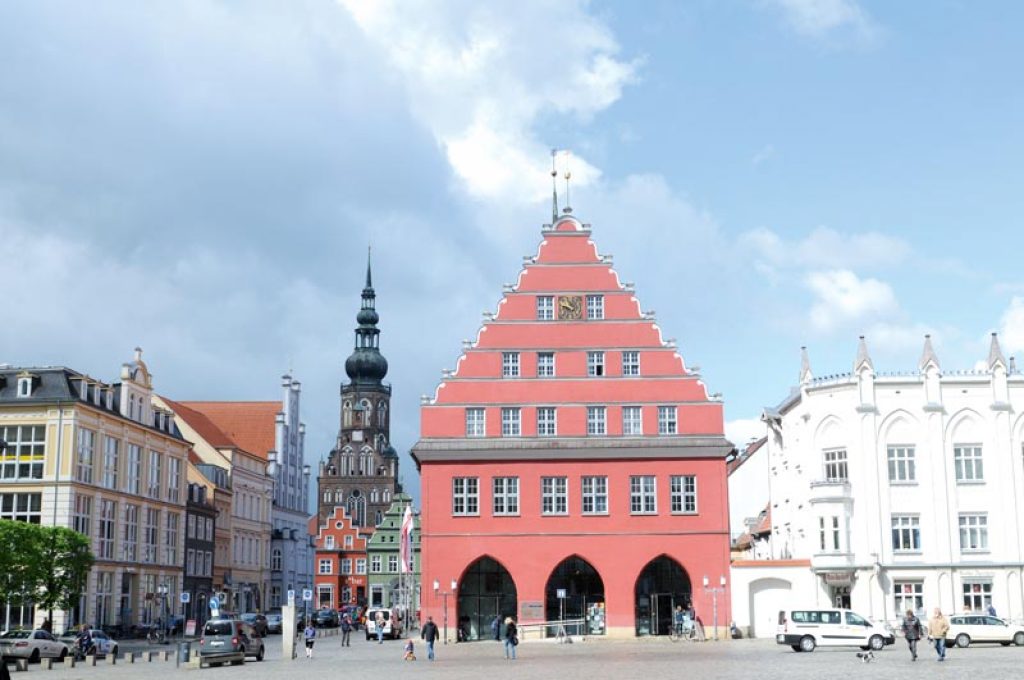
[703, 575, 727, 641]
[433, 579, 458, 645]
[157, 583, 169, 643]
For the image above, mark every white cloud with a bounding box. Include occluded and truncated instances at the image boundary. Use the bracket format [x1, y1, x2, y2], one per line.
[806, 269, 900, 332]
[337, 0, 638, 204]
[767, 0, 876, 40]
[725, 418, 765, 448]
[739, 226, 911, 274]
[751, 144, 776, 166]
[999, 296, 1024, 356]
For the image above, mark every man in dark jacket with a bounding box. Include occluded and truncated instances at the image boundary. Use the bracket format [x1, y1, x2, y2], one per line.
[900, 609, 924, 661]
[421, 616, 439, 661]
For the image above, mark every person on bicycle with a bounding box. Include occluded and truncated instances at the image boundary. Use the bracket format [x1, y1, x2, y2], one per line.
[74, 625, 94, 659]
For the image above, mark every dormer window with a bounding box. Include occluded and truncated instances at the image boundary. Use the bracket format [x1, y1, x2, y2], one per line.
[104, 389, 114, 410]
[17, 377, 32, 398]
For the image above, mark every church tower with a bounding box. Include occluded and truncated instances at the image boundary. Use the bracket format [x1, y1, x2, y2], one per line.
[317, 254, 401, 527]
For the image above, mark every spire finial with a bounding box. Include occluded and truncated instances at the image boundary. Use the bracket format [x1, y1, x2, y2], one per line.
[855, 335, 874, 372]
[919, 334, 940, 372]
[988, 331, 1007, 370]
[550, 149, 559, 223]
[365, 246, 373, 289]
[799, 346, 813, 385]
[562, 150, 573, 214]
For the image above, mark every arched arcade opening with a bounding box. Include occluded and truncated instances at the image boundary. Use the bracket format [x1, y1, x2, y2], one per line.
[634, 555, 692, 636]
[456, 556, 517, 641]
[544, 555, 606, 636]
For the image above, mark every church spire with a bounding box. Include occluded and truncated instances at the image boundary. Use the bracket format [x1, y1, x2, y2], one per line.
[365, 246, 373, 290]
[345, 250, 388, 385]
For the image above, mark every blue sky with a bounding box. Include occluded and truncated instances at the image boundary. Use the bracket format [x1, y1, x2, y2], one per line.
[2, 0, 1023, 499]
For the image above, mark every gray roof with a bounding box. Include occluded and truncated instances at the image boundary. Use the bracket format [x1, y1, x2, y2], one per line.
[0, 365, 185, 441]
[411, 435, 733, 467]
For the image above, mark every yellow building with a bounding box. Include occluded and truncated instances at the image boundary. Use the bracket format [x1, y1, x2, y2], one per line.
[0, 350, 189, 631]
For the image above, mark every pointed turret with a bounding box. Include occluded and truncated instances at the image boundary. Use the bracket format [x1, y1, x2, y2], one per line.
[919, 334, 940, 372]
[854, 335, 874, 373]
[988, 332, 1007, 371]
[799, 346, 813, 385]
[345, 249, 388, 385]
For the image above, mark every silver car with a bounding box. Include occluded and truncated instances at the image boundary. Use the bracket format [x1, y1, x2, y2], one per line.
[197, 619, 264, 667]
[0, 630, 69, 662]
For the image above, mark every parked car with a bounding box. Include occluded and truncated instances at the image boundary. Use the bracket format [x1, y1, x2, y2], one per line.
[265, 613, 283, 635]
[776, 608, 895, 652]
[0, 630, 69, 662]
[314, 608, 339, 628]
[197, 619, 264, 667]
[947, 615, 1024, 648]
[75, 629, 118, 657]
[240, 613, 269, 636]
[365, 609, 403, 641]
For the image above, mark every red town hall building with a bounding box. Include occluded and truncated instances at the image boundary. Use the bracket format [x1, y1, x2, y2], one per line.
[413, 211, 733, 639]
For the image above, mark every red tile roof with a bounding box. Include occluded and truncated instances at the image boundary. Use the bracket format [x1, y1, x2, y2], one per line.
[727, 436, 767, 475]
[178, 401, 280, 460]
[163, 397, 237, 449]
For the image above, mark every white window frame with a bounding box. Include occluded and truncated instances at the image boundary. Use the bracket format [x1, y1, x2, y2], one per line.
[502, 352, 520, 378]
[537, 352, 555, 377]
[167, 457, 181, 503]
[0, 425, 45, 480]
[959, 513, 989, 552]
[818, 515, 843, 553]
[370, 555, 382, 573]
[657, 406, 677, 435]
[536, 296, 554, 320]
[465, 408, 486, 437]
[76, 428, 95, 484]
[670, 475, 697, 514]
[319, 558, 333, 574]
[356, 558, 366, 574]
[822, 448, 848, 482]
[622, 406, 642, 435]
[586, 294, 604, 320]
[587, 351, 605, 377]
[963, 581, 993, 612]
[891, 514, 921, 552]
[492, 476, 519, 516]
[341, 558, 352, 575]
[893, 581, 924, 617]
[102, 436, 118, 489]
[630, 476, 657, 514]
[622, 350, 640, 376]
[954, 445, 984, 483]
[581, 476, 608, 515]
[501, 407, 521, 437]
[452, 477, 479, 516]
[388, 555, 399, 573]
[125, 444, 141, 495]
[586, 406, 606, 435]
[541, 476, 568, 515]
[536, 407, 557, 437]
[887, 445, 916, 483]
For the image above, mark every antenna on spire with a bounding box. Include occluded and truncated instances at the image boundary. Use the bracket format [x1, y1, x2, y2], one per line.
[550, 149, 559, 223]
[563, 150, 573, 214]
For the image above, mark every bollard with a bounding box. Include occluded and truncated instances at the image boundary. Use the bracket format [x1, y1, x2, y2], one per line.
[41, 658, 53, 670]
[158, 651, 169, 662]
[142, 651, 152, 662]
[88, 655, 97, 666]
[128, 652, 136, 664]
[14, 658, 29, 672]
[108, 652, 117, 665]
[63, 656, 76, 669]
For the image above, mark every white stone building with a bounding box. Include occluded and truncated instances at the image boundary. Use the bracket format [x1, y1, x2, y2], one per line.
[733, 334, 1024, 636]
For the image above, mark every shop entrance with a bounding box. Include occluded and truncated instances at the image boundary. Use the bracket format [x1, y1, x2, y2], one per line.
[634, 555, 691, 636]
[456, 557, 517, 642]
[544, 556, 605, 636]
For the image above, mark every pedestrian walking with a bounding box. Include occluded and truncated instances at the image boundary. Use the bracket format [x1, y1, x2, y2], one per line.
[503, 617, 518, 660]
[491, 614, 501, 641]
[341, 615, 352, 647]
[986, 603, 997, 617]
[900, 609, 924, 661]
[375, 611, 385, 644]
[421, 616, 439, 661]
[927, 608, 950, 662]
[304, 623, 316, 658]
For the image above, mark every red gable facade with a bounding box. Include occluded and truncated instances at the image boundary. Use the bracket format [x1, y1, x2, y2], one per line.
[413, 212, 733, 639]
[312, 506, 370, 612]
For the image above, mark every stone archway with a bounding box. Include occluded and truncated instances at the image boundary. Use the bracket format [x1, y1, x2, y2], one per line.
[634, 555, 692, 636]
[456, 556, 517, 642]
[544, 555, 605, 636]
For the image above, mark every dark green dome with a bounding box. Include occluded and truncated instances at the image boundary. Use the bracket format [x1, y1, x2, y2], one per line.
[345, 349, 388, 383]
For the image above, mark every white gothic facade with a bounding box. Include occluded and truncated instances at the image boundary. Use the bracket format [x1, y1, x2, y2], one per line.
[733, 334, 1024, 635]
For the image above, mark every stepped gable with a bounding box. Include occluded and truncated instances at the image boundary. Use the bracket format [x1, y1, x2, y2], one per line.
[417, 212, 726, 449]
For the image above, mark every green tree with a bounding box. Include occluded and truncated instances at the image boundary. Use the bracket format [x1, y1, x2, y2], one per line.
[0, 520, 45, 609]
[34, 527, 93, 617]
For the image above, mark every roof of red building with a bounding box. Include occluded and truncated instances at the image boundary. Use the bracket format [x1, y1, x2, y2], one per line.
[163, 397, 238, 450]
[178, 400, 280, 460]
[753, 505, 771, 536]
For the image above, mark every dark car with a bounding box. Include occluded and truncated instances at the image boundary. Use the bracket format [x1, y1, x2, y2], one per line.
[264, 613, 282, 635]
[198, 619, 264, 667]
[240, 613, 269, 636]
[314, 609, 339, 628]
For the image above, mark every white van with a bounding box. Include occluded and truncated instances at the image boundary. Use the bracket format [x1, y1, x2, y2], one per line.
[776, 608, 894, 652]
[365, 608, 403, 641]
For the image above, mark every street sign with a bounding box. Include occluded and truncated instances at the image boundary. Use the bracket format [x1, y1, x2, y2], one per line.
[302, 589, 313, 602]
[209, 595, 220, 610]
[557, 588, 567, 599]
[180, 592, 191, 604]
[287, 589, 296, 606]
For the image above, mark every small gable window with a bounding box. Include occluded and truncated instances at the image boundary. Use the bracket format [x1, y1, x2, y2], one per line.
[17, 377, 32, 398]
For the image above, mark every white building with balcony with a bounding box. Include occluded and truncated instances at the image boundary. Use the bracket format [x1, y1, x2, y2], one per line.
[732, 333, 1024, 637]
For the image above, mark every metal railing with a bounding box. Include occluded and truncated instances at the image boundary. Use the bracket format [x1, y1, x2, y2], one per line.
[516, 618, 591, 641]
